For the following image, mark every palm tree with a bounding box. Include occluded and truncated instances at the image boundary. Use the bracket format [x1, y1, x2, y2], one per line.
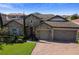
[23, 14, 27, 42]
[0, 13, 4, 41]
[0, 13, 3, 29]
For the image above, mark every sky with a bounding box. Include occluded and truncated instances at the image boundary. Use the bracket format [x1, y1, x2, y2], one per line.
[0, 3, 79, 15]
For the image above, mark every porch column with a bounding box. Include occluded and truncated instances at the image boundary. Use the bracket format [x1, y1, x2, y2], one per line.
[51, 29, 54, 41]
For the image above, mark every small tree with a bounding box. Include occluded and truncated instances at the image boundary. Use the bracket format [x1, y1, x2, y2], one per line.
[71, 14, 79, 20]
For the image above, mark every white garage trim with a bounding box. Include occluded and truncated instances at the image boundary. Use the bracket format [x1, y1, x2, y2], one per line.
[51, 29, 54, 40]
[36, 29, 50, 30]
[53, 28, 77, 30]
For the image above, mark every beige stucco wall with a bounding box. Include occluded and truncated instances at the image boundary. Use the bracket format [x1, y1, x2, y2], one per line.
[35, 23, 52, 41]
[36, 23, 51, 30]
[36, 22, 77, 42]
[6, 21, 23, 35]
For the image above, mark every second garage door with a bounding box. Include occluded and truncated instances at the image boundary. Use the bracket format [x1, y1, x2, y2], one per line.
[53, 30, 77, 43]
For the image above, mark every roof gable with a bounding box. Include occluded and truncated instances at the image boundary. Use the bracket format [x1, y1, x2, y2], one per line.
[25, 14, 41, 20]
[4, 20, 23, 26]
[36, 21, 52, 29]
[47, 15, 68, 22]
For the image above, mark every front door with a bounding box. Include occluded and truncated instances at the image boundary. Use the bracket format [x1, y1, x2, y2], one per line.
[29, 27, 38, 40]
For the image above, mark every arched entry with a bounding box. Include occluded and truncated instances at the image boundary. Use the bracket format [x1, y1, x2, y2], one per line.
[29, 27, 38, 41]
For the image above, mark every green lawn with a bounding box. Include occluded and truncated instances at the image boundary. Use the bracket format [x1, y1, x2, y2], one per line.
[0, 42, 36, 55]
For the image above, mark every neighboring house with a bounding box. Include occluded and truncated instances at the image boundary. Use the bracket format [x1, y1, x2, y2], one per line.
[72, 19, 79, 25]
[72, 19, 79, 32]
[1, 13, 79, 43]
[7, 13, 24, 20]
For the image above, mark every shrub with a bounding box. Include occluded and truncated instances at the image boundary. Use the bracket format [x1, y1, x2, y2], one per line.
[0, 36, 11, 44]
[16, 39, 24, 43]
[0, 43, 3, 50]
[76, 39, 79, 44]
[22, 36, 27, 42]
[17, 36, 24, 39]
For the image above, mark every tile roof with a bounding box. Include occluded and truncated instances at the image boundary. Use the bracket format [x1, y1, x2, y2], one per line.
[33, 14, 55, 21]
[72, 19, 79, 25]
[45, 21, 79, 28]
[3, 13, 77, 29]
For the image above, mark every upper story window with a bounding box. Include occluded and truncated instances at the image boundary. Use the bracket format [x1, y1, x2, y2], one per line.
[11, 16, 17, 18]
[20, 16, 23, 18]
[31, 20, 32, 23]
[12, 29, 17, 33]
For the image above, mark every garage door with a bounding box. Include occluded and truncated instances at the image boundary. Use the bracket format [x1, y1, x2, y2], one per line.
[37, 30, 51, 41]
[53, 30, 76, 42]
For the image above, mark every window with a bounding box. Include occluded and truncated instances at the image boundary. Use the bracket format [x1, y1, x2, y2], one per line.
[12, 29, 17, 31]
[11, 16, 16, 18]
[12, 28, 17, 35]
[31, 20, 32, 23]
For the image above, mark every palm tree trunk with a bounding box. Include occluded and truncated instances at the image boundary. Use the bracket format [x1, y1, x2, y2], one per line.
[0, 13, 3, 29]
[23, 14, 27, 41]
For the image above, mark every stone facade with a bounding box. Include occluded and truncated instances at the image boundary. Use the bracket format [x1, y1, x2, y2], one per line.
[1, 13, 79, 42]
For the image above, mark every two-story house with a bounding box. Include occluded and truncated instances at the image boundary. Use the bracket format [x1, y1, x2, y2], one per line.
[25, 14, 79, 42]
[1, 13, 79, 43]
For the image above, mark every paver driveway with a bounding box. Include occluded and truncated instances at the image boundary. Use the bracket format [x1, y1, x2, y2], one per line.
[32, 41, 79, 55]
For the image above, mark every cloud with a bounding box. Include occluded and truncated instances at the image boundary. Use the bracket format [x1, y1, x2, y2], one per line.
[0, 3, 19, 14]
[0, 4, 13, 10]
